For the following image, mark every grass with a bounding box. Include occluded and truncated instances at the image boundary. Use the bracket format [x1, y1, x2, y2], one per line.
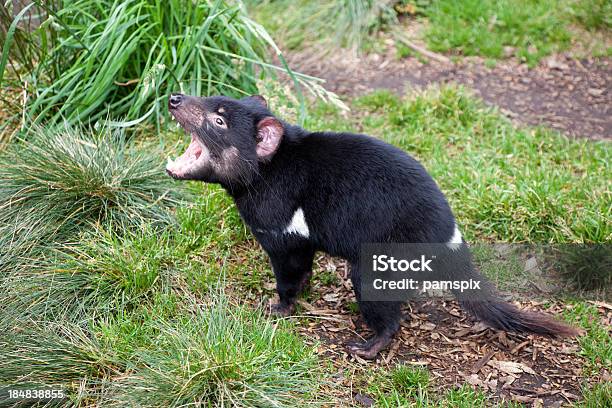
[0, 123, 182, 278]
[423, 0, 572, 65]
[0, 0, 337, 135]
[421, 0, 612, 65]
[547, 244, 612, 291]
[563, 302, 612, 376]
[0, 116, 319, 405]
[578, 382, 612, 408]
[362, 363, 610, 406]
[365, 365, 514, 407]
[248, 0, 610, 65]
[365, 365, 432, 406]
[245, 0, 398, 52]
[0, 294, 319, 406]
[569, 0, 612, 31]
[1, 225, 188, 326]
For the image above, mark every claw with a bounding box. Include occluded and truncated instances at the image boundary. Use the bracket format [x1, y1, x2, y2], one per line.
[347, 333, 394, 360]
[270, 302, 295, 317]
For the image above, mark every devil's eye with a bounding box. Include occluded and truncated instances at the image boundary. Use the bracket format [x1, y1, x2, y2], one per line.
[215, 117, 225, 126]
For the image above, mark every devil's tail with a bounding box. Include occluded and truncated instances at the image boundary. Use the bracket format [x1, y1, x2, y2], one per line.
[440, 243, 579, 338]
[459, 299, 579, 337]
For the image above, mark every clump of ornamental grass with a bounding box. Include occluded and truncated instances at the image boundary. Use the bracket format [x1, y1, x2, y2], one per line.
[0, 294, 320, 407]
[246, 0, 397, 52]
[116, 298, 319, 407]
[547, 244, 612, 292]
[0, 123, 182, 276]
[0, 0, 341, 134]
[0, 224, 187, 328]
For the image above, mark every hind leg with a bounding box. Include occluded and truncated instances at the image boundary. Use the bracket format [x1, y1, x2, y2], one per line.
[348, 263, 401, 359]
[347, 300, 401, 359]
[268, 246, 315, 317]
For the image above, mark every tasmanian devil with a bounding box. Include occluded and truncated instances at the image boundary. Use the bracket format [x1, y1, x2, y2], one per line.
[165, 93, 578, 359]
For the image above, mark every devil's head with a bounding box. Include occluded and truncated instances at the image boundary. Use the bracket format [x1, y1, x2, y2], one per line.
[165, 93, 283, 186]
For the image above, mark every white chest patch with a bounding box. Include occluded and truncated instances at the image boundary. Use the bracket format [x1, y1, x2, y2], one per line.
[284, 207, 310, 238]
[447, 224, 463, 250]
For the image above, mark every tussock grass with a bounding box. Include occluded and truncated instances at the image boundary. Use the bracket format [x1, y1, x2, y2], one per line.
[0, 124, 181, 275]
[0, 225, 185, 327]
[547, 245, 612, 291]
[0, 124, 319, 405]
[0, 293, 319, 406]
[117, 299, 318, 406]
[247, 0, 608, 64]
[0, 86, 608, 405]
[246, 0, 397, 52]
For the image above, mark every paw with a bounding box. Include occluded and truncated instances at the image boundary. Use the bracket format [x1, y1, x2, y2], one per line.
[347, 342, 380, 360]
[346, 334, 393, 360]
[270, 302, 295, 317]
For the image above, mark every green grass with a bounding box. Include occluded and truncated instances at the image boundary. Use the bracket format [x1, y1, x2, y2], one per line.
[0, 225, 195, 326]
[563, 302, 612, 376]
[366, 365, 432, 406]
[246, 0, 397, 51]
[306, 87, 610, 243]
[248, 0, 609, 65]
[365, 365, 521, 407]
[577, 382, 612, 408]
[0, 0, 336, 134]
[0, 294, 319, 406]
[0, 120, 320, 405]
[470, 244, 526, 291]
[0, 123, 181, 277]
[569, 0, 612, 31]
[423, 0, 572, 65]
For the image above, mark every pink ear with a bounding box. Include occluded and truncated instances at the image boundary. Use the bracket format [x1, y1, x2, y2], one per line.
[256, 117, 283, 160]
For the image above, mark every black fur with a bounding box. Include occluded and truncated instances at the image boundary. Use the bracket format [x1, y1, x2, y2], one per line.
[166, 94, 577, 359]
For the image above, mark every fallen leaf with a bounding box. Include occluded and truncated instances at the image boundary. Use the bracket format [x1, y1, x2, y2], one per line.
[323, 293, 339, 302]
[488, 360, 536, 375]
[420, 322, 436, 331]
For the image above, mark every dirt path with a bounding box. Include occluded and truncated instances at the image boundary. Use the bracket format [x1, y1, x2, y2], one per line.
[289, 51, 611, 140]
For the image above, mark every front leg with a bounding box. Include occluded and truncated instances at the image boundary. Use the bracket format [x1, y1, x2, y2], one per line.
[268, 246, 315, 317]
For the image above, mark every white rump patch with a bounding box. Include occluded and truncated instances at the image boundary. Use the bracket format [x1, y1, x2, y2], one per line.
[284, 207, 309, 238]
[446, 224, 463, 250]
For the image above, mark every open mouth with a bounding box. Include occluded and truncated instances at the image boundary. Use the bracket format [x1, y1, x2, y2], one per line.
[166, 131, 209, 179]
